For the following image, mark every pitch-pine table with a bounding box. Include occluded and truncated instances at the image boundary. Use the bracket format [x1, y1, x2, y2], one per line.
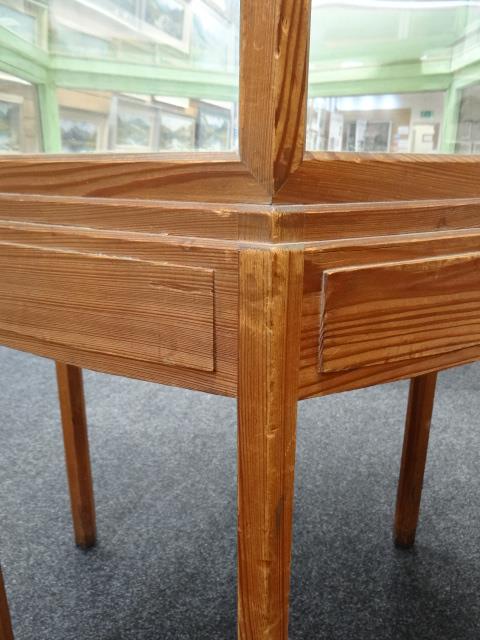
[2, 2, 480, 638]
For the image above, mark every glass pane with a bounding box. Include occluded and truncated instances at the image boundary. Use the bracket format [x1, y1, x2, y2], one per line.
[308, 0, 480, 154]
[0, 71, 41, 152]
[0, 0, 240, 153]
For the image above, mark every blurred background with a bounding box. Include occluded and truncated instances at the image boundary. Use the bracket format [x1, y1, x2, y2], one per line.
[0, 0, 479, 155]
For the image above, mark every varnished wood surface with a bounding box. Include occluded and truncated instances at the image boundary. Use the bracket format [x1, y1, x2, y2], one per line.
[1, 153, 480, 208]
[320, 253, 480, 373]
[2, 194, 480, 244]
[0, 194, 267, 240]
[0, 221, 238, 396]
[292, 198, 480, 242]
[0, 567, 13, 640]
[56, 363, 96, 549]
[0, 3, 479, 638]
[240, 0, 311, 193]
[238, 248, 304, 639]
[0, 243, 215, 372]
[300, 229, 480, 398]
[395, 373, 438, 548]
[276, 153, 480, 205]
[3, 220, 480, 399]
[0, 154, 268, 204]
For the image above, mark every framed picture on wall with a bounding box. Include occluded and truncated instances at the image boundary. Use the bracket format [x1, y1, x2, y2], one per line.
[159, 110, 196, 151]
[60, 108, 108, 153]
[196, 102, 232, 151]
[0, 95, 22, 152]
[145, 0, 184, 38]
[0, 4, 37, 44]
[143, 0, 191, 50]
[114, 99, 157, 152]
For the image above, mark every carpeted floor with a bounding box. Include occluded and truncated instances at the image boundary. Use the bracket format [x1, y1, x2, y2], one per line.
[1, 345, 479, 639]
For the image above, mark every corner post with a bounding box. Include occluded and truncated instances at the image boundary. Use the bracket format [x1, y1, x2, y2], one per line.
[237, 246, 304, 639]
[239, 0, 311, 195]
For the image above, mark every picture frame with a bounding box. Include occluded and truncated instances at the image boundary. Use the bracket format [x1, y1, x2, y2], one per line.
[196, 102, 233, 151]
[158, 110, 196, 151]
[59, 108, 109, 153]
[0, 93, 23, 153]
[114, 98, 157, 152]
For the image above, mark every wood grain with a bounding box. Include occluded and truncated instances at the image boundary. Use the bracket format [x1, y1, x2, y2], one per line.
[300, 230, 480, 398]
[240, 0, 311, 193]
[320, 253, 480, 372]
[238, 247, 304, 639]
[0, 567, 13, 640]
[0, 193, 268, 240]
[0, 221, 237, 396]
[56, 363, 96, 549]
[0, 154, 268, 204]
[285, 198, 480, 242]
[3, 194, 480, 244]
[276, 153, 480, 204]
[1, 4, 479, 636]
[0, 242, 215, 372]
[395, 373, 438, 548]
[2, 152, 480, 209]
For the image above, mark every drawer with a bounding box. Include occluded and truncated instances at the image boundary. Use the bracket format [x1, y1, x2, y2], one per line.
[320, 252, 480, 373]
[0, 242, 215, 373]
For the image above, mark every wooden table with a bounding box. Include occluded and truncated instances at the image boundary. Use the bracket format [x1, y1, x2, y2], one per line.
[1, 2, 480, 638]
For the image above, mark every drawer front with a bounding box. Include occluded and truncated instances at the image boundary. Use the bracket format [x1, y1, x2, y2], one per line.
[0, 242, 215, 372]
[320, 252, 480, 373]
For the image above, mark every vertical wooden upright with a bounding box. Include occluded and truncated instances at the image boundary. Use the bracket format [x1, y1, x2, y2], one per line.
[56, 363, 96, 549]
[237, 248, 304, 639]
[238, 3, 310, 637]
[394, 372, 438, 548]
[0, 567, 14, 640]
[240, 0, 311, 195]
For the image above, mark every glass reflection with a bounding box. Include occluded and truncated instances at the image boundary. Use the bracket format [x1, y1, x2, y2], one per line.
[0, 0, 240, 153]
[308, 0, 480, 153]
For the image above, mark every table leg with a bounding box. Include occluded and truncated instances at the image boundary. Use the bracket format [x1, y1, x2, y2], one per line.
[0, 567, 14, 640]
[394, 372, 438, 548]
[56, 363, 96, 549]
[237, 248, 304, 639]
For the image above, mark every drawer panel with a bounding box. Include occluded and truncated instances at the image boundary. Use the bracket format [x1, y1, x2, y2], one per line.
[320, 252, 480, 373]
[0, 242, 215, 372]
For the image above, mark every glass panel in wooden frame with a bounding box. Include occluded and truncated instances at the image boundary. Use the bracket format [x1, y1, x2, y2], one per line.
[307, 0, 480, 154]
[0, 0, 240, 154]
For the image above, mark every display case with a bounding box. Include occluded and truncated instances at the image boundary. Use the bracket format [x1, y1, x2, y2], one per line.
[1, 0, 480, 638]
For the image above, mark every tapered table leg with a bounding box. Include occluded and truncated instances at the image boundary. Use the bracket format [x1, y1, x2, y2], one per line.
[394, 372, 438, 548]
[237, 248, 304, 639]
[56, 363, 96, 549]
[0, 567, 14, 640]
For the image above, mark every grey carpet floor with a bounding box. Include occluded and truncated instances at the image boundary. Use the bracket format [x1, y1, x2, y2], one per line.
[1, 345, 480, 639]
